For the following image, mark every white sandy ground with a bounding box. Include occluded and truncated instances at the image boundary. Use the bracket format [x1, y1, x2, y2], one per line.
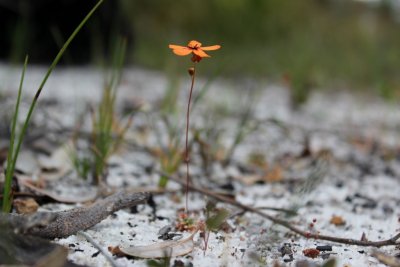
[1, 63, 399, 266]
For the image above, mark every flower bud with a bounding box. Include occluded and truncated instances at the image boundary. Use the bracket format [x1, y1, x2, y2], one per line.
[188, 67, 195, 76]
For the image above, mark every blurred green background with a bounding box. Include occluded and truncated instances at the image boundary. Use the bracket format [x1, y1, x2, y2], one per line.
[127, 0, 400, 100]
[2, 0, 400, 99]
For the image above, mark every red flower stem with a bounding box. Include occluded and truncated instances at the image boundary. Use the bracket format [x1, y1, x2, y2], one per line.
[185, 64, 196, 213]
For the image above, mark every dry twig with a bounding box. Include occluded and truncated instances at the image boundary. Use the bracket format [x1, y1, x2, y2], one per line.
[2, 191, 149, 239]
[157, 170, 400, 247]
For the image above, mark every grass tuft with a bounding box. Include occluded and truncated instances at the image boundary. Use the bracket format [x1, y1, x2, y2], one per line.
[1, 0, 104, 212]
[91, 37, 131, 184]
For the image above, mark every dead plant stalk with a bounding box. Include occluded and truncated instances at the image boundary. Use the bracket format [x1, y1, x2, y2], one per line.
[157, 170, 400, 247]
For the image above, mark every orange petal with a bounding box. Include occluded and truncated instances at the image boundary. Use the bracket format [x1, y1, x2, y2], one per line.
[172, 48, 193, 56]
[188, 40, 202, 48]
[169, 44, 187, 50]
[192, 49, 210, 58]
[201, 45, 221, 51]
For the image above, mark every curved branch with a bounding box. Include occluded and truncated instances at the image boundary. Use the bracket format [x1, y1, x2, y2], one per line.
[158, 170, 400, 247]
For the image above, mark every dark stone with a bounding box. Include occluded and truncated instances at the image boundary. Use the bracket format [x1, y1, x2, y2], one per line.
[382, 204, 394, 214]
[172, 260, 185, 267]
[316, 245, 332, 251]
[91, 250, 100, 257]
[219, 182, 235, 191]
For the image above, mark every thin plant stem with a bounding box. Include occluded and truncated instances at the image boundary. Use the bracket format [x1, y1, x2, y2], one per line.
[185, 64, 196, 213]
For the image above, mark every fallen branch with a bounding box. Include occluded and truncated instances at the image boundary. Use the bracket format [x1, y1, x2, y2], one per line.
[157, 170, 400, 247]
[2, 191, 149, 239]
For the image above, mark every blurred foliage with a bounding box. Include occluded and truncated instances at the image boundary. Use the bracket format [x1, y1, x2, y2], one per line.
[122, 0, 400, 97]
[2, 0, 400, 97]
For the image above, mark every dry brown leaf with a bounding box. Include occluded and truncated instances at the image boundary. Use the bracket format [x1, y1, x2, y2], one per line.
[14, 198, 39, 214]
[232, 174, 262, 185]
[214, 147, 226, 162]
[263, 165, 283, 183]
[120, 230, 198, 258]
[108, 245, 126, 257]
[302, 248, 320, 259]
[233, 164, 283, 185]
[330, 215, 346, 226]
[371, 249, 400, 267]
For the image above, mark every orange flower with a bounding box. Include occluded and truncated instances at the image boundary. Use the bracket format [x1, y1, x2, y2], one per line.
[169, 40, 220, 62]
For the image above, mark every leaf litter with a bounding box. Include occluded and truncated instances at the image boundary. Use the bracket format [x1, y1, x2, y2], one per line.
[0, 64, 400, 266]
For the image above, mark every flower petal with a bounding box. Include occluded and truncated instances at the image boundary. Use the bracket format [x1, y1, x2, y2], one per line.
[169, 44, 187, 50]
[192, 49, 210, 58]
[172, 48, 193, 56]
[188, 40, 202, 49]
[201, 45, 221, 51]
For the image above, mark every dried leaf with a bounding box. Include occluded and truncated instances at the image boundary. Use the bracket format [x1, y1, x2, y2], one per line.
[247, 152, 268, 169]
[13, 198, 39, 214]
[37, 143, 72, 180]
[302, 248, 320, 258]
[371, 249, 400, 267]
[263, 165, 283, 183]
[108, 246, 126, 257]
[232, 174, 262, 185]
[120, 230, 197, 258]
[233, 165, 283, 185]
[329, 215, 346, 226]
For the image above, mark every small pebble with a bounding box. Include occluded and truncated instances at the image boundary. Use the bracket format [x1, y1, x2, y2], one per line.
[316, 245, 332, 251]
[91, 250, 101, 257]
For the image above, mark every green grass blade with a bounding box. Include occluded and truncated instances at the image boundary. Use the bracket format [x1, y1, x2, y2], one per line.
[92, 36, 127, 181]
[2, 0, 103, 212]
[8, 55, 28, 161]
[2, 56, 28, 212]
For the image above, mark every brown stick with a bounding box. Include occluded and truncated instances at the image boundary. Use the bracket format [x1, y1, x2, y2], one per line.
[3, 191, 149, 239]
[157, 170, 400, 247]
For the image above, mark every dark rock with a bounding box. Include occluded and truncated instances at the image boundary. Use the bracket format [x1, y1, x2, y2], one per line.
[316, 245, 332, 251]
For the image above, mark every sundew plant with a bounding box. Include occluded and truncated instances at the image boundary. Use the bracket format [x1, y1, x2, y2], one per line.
[168, 40, 220, 212]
